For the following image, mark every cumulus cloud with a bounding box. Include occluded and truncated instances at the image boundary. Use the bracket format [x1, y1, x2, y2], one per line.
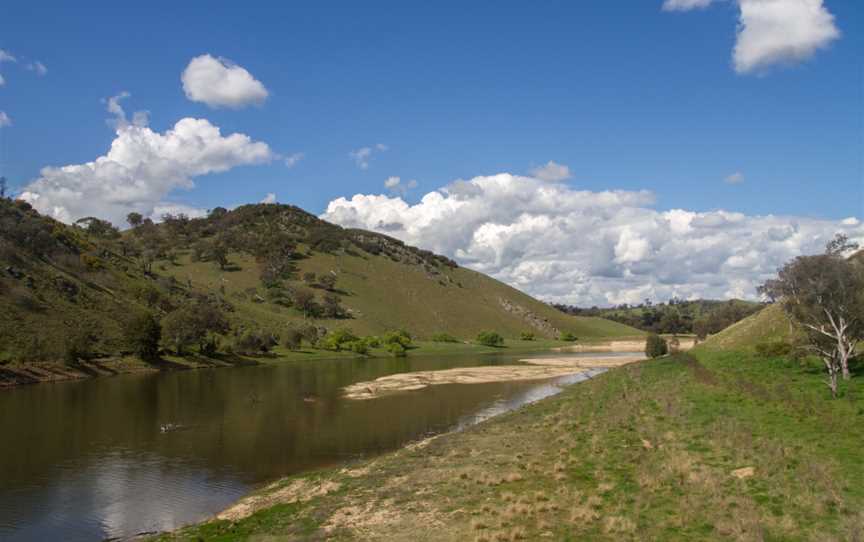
[322, 173, 863, 306]
[349, 143, 388, 169]
[181, 54, 269, 108]
[734, 0, 840, 74]
[384, 176, 418, 196]
[0, 50, 16, 63]
[663, 0, 840, 74]
[260, 193, 277, 204]
[529, 160, 572, 182]
[662, 0, 716, 11]
[724, 171, 745, 184]
[0, 111, 11, 127]
[19, 94, 273, 226]
[284, 152, 304, 168]
[26, 61, 47, 76]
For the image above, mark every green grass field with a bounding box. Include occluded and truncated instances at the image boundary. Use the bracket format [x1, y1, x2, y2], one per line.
[157, 347, 864, 541]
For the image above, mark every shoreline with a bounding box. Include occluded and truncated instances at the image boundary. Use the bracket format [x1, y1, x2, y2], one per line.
[0, 338, 636, 390]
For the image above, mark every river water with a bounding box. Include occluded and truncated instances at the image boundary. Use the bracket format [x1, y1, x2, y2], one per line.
[0, 350, 628, 541]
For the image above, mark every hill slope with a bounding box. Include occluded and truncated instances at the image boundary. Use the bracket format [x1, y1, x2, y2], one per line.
[0, 200, 639, 365]
[700, 304, 799, 350]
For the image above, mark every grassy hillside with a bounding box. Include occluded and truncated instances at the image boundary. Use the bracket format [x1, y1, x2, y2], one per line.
[701, 304, 804, 351]
[157, 348, 864, 541]
[0, 199, 638, 367]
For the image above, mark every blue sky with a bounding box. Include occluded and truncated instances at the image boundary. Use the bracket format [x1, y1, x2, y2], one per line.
[1, 0, 860, 218]
[1, 1, 862, 304]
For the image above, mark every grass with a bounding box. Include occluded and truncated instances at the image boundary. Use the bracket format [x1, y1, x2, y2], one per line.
[158, 347, 864, 541]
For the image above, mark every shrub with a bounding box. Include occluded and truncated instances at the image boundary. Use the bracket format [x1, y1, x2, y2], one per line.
[348, 340, 370, 356]
[476, 331, 504, 347]
[283, 327, 303, 350]
[431, 333, 459, 343]
[559, 332, 578, 342]
[383, 329, 412, 349]
[123, 313, 161, 361]
[755, 341, 794, 358]
[645, 334, 668, 358]
[520, 332, 536, 341]
[234, 330, 277, 355]
[386, 341, 407, 357]
[322, 328, 359, 351]
[363, 335, 382, 348]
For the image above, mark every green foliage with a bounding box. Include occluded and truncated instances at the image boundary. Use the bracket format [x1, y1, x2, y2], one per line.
[123, 313, 161, 361]
[476, 330, 504, 347]
[755, 341, 794, 359]
[161, 303, 230, 356]
[519, 331, 535, 341]
[322, 328, 360, 351]
[559, 331, 578, 342]
[645, 333, 668, 358]
[385, 341, 407, 357]
[383, 329, 412, 348]
[234, 329, 277, 355]
[431, 333, 459, 343]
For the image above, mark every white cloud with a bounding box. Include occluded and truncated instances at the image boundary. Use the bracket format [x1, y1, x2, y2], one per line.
[19, 94, 273, 226]
[181, 54, 269, 108]
[724, 171, 745, 184]
[260, 193, 277, 204]
[26, 61, 47, 76]
[0, 111, 11, 127]
[384, 176, 418, 196]
[663, 0, 840, 74]
[734, 0, 840, 74]
[349, 144, 388, 169]
[662, 0, 716, 11]
[529, 160, 572, 182]
[284, 152, 304, 168]
[322, 172, 863, 306]
[0, 50, 16, 63]
[0, 74, 4, 86]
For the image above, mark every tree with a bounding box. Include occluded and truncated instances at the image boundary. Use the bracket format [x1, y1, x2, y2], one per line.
[318, 274, 337, 291]
[759, 235, 864, 396]
[321, 293, 346, 318]
[126, 212, 144, 229]
[211, 241, 229, 270]
[520, 331, 535, 341]
[283, 327, 303, 350]
[161, 304, 229, 355]
[292, 287, 320, 318]
[123, 313, 161, 361]
[476, 330, 504, 347]
[645, 334, 668, 358]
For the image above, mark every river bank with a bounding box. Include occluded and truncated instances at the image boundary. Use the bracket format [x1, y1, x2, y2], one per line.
[155, 349, 864, 541]
[0, 338, 590, 389]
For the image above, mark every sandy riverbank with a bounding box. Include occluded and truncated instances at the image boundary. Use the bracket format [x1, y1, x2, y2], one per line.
[554, 338, 695, 353]
[342, 354, 644, 400]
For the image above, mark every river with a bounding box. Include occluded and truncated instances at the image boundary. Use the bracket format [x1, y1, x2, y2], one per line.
[0, 350, 632, 541]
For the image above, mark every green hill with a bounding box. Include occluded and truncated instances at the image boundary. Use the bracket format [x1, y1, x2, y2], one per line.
[699, 304, 800, 351]
[0, 199, 639, 366]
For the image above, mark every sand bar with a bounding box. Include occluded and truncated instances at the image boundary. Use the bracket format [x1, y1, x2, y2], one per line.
[342, 354, 644, 400]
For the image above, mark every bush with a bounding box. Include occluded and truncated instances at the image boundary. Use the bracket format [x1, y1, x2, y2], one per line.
[363, 335, 382, 348]
[348, 340, 370, 356]
[431, 333, 459, 343]
[755, 341, 794, 358]
[234, 330, 277, 355]
[559, 332, 578, 342]
[283, 327, 303, 350]
[645, 334, 668, 358]
[123, 313, 161, 361]
[520, 332, 536, 341]
[383, 329, 412, 349]
[322, 328, 359, 351]
[386, 341, 407, 357]
[476, 331, 504, 347]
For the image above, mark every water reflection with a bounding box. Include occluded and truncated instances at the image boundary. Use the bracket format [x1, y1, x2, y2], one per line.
[0, 351, 625, 541]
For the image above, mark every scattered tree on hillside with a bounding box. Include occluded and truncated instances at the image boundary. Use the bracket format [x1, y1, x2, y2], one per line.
[759, 235, 864, 397]
[318, 274, 337, 291]
[123, 313, 161, 361]
[161, 303, 230, 356]
[127, 212, 144, 229]
[292, 287, 320, 318]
